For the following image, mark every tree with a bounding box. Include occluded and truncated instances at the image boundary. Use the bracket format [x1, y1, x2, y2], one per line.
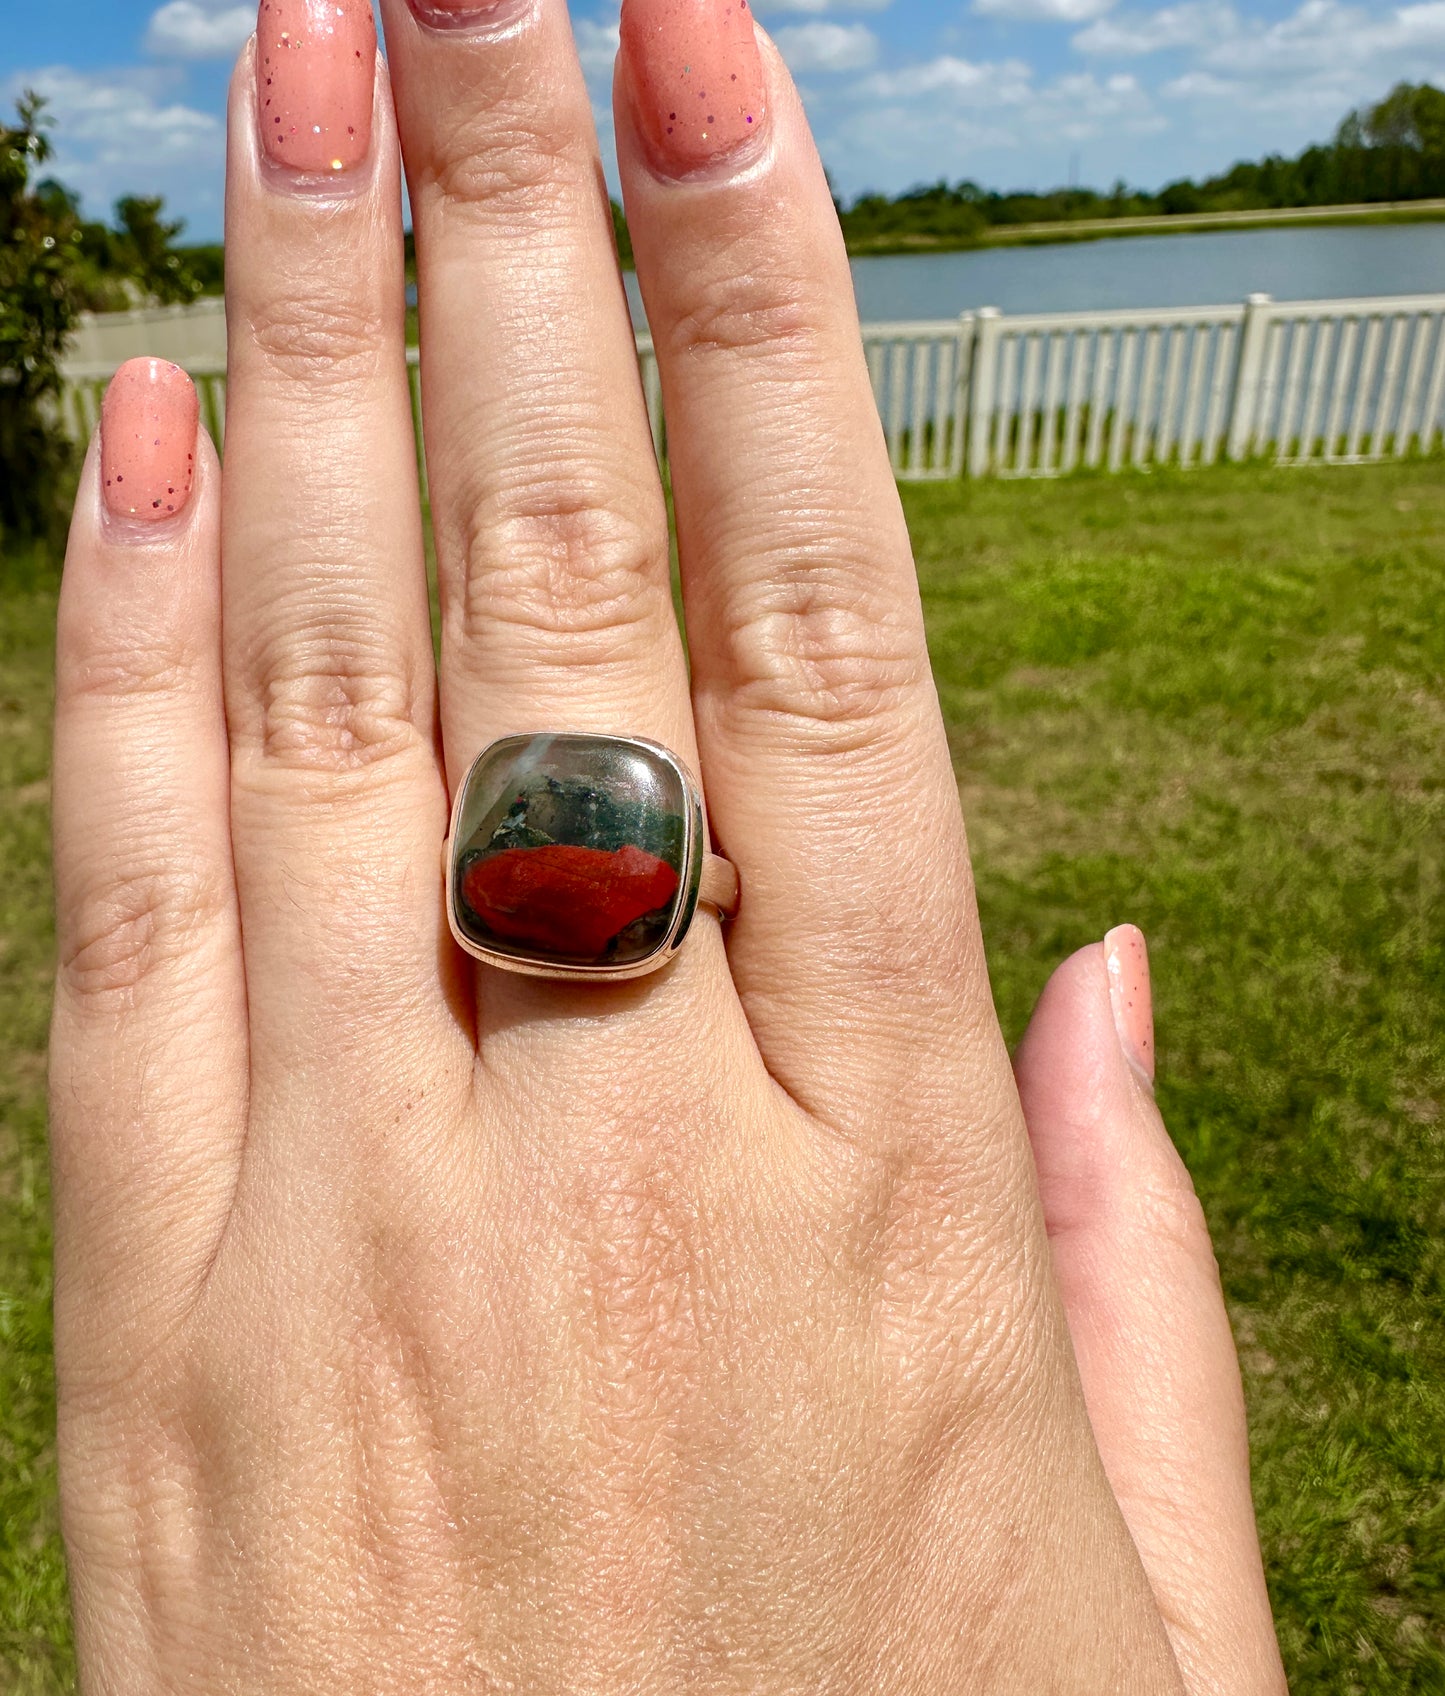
[1159, 179, 1204, 215]
[0, 92, 85, 542]
[1330, 83, 1445, 200]
[1363, 82, 1445, 156]
[113, 194, 201, 304]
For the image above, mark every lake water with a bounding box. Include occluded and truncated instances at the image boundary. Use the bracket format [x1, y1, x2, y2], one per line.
[623, 223, 1445, 328]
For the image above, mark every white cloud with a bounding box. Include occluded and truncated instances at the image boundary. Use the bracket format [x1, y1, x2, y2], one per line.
[825, 54, 1160, 193]
[858, 54, 1034, 100]
[756, 0, 892, 12]
[773, 21, 880, 69]
[1069, 0, 1445, 150]
[574, 15, 621, 76]
[1052, 0, 1445, 184]
[1077, 0, 1445, 78]
[2, 64, 223, 222]
[12, 65, 219, 155]
[1029, 69, 1159, 137]
[145, 0, 255, 60]
[1074, 0, 1231, 53]
[1161, 69, 1238, 95]
[1204, 0, 1445, 75]
[974, 0, 1115, 22]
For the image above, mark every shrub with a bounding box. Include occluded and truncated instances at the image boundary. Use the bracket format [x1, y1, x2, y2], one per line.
[0, 93, 84, 545]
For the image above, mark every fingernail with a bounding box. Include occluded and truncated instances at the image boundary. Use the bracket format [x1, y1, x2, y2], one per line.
[407, 0, 514, 23]
[257, 0, 376, 176]
[101, 359, 199, 525]
[1104, 924, 1155, 1088]
[621, 0, 766, 175]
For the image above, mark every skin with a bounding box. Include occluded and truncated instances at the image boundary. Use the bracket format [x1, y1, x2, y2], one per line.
[49, 0, 1288, 1690]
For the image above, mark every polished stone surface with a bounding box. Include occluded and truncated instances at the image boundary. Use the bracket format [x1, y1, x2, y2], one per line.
[451, 735, 693, 970]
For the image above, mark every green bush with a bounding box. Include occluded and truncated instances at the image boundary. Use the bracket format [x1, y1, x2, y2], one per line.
[0, 94, 84, 547]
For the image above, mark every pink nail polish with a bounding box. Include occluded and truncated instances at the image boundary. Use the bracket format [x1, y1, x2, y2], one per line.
[1104, 925, 1155, 1087]
[256, 0, 376, 176]
[101, 359, 199, 524]
[621, 0, 766, 175]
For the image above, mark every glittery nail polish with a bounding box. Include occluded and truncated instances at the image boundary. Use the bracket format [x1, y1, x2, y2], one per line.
[1104, 924, 1155, 1087]
[256, 0, 376, 176]
[101, 359, 198, 524]
[621, 0, 766, 175]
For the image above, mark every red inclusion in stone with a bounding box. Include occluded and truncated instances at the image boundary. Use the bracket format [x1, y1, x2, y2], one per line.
[462, 843, 680, 958]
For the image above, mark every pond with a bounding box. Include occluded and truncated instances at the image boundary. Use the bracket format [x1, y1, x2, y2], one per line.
[622, 221, 1445, 328]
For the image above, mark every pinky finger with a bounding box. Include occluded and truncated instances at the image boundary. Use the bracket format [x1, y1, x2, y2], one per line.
[1013, 929, 1287, 1696]
[50, 360, 246, 1382]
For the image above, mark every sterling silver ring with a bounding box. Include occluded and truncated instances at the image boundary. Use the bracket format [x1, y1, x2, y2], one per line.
[444, 733, 739, 982]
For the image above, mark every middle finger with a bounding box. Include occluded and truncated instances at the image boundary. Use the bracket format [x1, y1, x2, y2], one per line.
[381, 0, 697, 798]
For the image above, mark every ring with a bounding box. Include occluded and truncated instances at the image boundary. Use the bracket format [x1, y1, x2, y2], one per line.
[444, 733, 740, 981]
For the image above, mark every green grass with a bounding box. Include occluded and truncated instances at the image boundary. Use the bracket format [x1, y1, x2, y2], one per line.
[2, 461, 1442, 1689]
[907, 461, 1445, 1688]
[0, 543, 71, 1694]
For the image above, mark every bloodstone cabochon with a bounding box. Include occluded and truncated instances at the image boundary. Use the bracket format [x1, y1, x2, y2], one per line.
[450, 735, 700, 972]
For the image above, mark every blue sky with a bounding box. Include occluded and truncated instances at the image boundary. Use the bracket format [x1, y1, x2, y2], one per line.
[8, 0, 1445, 238]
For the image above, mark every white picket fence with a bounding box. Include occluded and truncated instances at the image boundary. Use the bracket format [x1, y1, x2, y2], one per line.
[59, 290, 1445, 482]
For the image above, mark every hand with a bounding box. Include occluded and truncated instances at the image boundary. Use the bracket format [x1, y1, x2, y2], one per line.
[49, 0, 1285, 1688]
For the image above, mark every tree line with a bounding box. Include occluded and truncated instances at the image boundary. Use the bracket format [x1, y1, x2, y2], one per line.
[836, 81, 1445, 251]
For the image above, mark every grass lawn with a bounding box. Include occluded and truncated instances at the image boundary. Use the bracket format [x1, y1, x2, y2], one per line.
[0, 543, 71, 1695]
[3, 460, 1443, 1689]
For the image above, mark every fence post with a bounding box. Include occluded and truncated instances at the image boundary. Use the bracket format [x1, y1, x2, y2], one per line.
[951, 312, 975, 476]
[1226, 292, 1272, 461]
[967, 307, 1001, 477]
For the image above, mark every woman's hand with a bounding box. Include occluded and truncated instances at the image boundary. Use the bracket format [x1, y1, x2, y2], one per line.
[49, 0, 1285, 1688]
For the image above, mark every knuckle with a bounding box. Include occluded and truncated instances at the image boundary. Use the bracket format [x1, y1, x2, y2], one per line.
[258, 667, 423, 773]
[1133, 1164, 1218, 1267]
[235, 598, 429, 776]
[419, 108, 584, 221]
[449, 489, 669, 666]
[242, 289, 386, 389]
[59, 863, 229, 1007]
[62, 613, 206, 708]
[665, 267, 818, 364]
[709, 550, 928, 747]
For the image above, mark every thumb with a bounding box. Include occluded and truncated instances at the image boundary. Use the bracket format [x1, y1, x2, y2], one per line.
[1015, 927, 1286, 1696]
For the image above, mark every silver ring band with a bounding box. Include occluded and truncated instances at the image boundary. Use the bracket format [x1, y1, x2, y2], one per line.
[699, 852, 740, 920]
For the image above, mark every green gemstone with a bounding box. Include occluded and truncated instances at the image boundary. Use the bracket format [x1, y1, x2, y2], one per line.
[450, 734, 701, 973]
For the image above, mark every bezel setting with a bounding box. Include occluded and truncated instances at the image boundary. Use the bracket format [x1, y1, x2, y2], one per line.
[445, 733, 706, 982]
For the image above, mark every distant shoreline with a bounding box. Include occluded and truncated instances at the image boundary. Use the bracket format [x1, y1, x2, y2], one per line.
[843, 198, 1445, 260]
[176, 196, 1445, 287]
